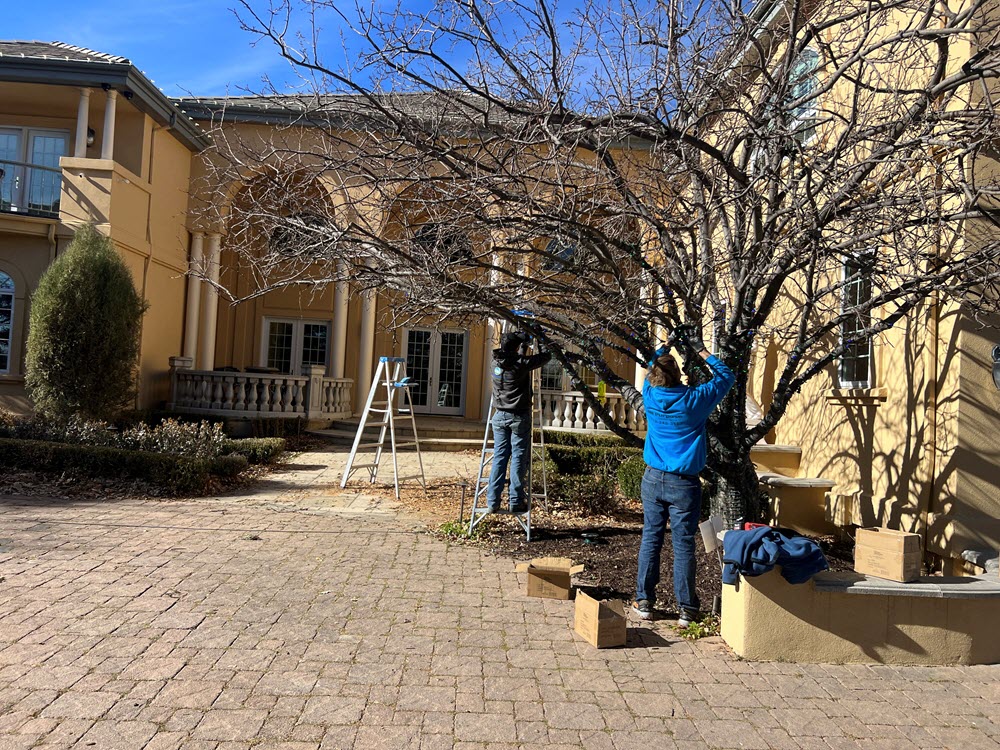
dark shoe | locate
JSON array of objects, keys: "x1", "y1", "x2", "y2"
[
  {"x1": 678, "y1": 608, "x2": 700, "y2": 627},
  {"x1": 632, "y1": 600, "x2": 654, "y2": 621},
  {"x1": 509, "y1": 502, "x2": 529, "y2": 514},
  {"x1": 486, "y1": 503, "x2": 500, "y2": 513}
]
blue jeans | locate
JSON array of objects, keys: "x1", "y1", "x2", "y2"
[
  {"x1": 636, "y1": 467, "x2": 702, "y2": 614},
  {"x1": 487, "y1": 410, "x2": 531, "y2": 510}
]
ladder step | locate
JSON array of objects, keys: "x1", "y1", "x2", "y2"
[
  {"x1": 394, "y1": 474, "x2": 425, "y2": 481},
  {"x1": 355, "y1": 442, "x2": 387, "y2": 449},
  {"x1": 348, "y1": 463, "x2": 378, "y2": 470}
]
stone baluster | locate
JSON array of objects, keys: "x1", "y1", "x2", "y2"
[
  {"x1": 168, "y1": 356, "x2": 193, "y2": 410},
  {"x1": 584, "y1": 402, "x2": 597, "y2": 431},
  {"x1": 561, "y1": 397, "x2": 574, "y2": 429},
  {"x1": 573, "y1": 398, "x2": 585, "y2": 430},
  {"x1": 222, "y1": 377, "x2": 235, "y2": 411},
  {"x1": 233, "y1": 377, "x2": 246, "y2": 412}
]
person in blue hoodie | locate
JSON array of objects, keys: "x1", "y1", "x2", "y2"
[{"x1": 629, "y1": 325, "x2": 735, "y2": 625}]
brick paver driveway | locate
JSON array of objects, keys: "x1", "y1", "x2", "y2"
[{"x1": 1, "y1": 489, "x2": 998, "y2": 750}]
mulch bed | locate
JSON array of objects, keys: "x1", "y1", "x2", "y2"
[{"x1": 380, "y1": 480, "x2": 856, "y2": 616}]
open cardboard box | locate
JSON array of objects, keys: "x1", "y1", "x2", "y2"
[
  {"x1": 515, "y1": 556, "x2": 585, "y2": 599},
  {"x1": 574, "y1": 590, "x2": 627, "y2": 648}
]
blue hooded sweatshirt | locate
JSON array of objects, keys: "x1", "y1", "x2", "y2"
[{"x1": 642, "y1": 354, "x2": 736, "y2": 476}]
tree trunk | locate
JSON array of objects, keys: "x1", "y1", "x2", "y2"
[{"x1": 705, "y1": 374, "x2": 764, "y2": 528}]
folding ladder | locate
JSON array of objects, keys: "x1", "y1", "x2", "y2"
[
  {"x1": 467, "y1": 374, "x2": 548, "y2": 541},
  {"x1": 340, "y1": 356, "x2": 426, "y2": 499}
]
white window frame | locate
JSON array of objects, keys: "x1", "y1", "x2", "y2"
[
  {"x1": 260, "y1": 317, "x2": 332, "y2": 376},
  {"x1": 0, "y1": 270, "x2": 14, "y2": 375},
  {"x1": 402, "y1": 326, "x2": 469, "y2": 416},
  {"x1": 0, "y1": 127, "x2": 70, "y2": 215},
  {"x1": 787, "y1": 47, "x2": 821, "y2": 146},
  {"x1": 539, "y1": 348, "x2": 600, "y2": 393},
  {"x1": 838, "y1": 256, "x2": 875, "y2": 389}
]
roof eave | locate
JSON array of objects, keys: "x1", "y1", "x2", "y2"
[{"x1": 0, "y1": 57, "x2": 210, "y2": 152}]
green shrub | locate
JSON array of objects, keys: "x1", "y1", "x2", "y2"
[
  {"x1": 209, "y1": 454, "x2": 250, "y2": 478},
  {"x1": 617, "y1": 454, "x2": 646, "y2": 501},
  {"x1": 25, "y1": 224, "x2": 147, "y2": 420},
  {"x1": 537, "y1": 430, "x2": 634, "y2": 448},
  {"x1": 546, "y1": 444, "x2": 641, "y2": 476},
  {"x1": 548, "y1": 473, "x2": 619, "y2": 515},
  {"x1": 531, "y1": 457, "x2": 559, "y2": 495},
  {"x1": 0, "y1": 414, "x2": 228, "y2": 460},
  {"x1": 222, "y1": 437, "x2": 286, "y2": 465},
  {"x1": 0, "y1": 438, "x2": 210, "y2": 494}
]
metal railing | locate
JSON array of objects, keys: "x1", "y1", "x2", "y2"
[{"x1": 0, "y1": 159, "x2": 63, "y2": 218}]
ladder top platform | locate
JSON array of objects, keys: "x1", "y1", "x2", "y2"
[{"x1": 379, "y1": 356, "x2": 407, "y2": 363}]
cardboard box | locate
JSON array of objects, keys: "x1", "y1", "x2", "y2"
[
  {"x1": 574, "y1": 591, "x2": 627, "y2": 648},
  {"x1": 515, "y1": 557, "x2": 584, "y2": 599},
  {"x1": 854, "y1": 527, "x2": 921, "y2": 582}
]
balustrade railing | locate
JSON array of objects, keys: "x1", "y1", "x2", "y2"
[
  {"x1": 168, "y1": 359, "x2": 353, "y2": 420},
  {"x1": 538, "y1": 390, "x2": 646, "y2": 433}
]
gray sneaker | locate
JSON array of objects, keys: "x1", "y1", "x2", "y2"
[
  {"x1": 632, "y1": 600, "x2": 654, "y2": 620},
  {"x1": 678, "y1": 609, "x2": 700, "y2": 627}
]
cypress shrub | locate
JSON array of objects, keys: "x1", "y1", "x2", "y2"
[
  {"x1": 25, "y1": 225, "x2": 146, "y2": 420},
  {"x1": 617, "y1": 454, "x2": 646, "y2": 501}
]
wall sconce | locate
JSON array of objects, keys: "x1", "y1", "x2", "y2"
[
  {"x1": 992, "y1": 345, "x2": 1000, "y2": 390},
  {"x1": 86, "y1": 128, "x2": 95, "y2": 147}
]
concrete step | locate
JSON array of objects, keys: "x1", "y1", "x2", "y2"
[{"x1": 750, "y1": 443, "x2": 802, "y2": 476}]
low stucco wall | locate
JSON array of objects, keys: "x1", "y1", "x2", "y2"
[{"x1": 722, "y1": 569, "x2": 1000, "y2": 665}]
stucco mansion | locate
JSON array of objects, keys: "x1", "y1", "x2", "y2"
[{"x1": 1, "y1": 40, "x2": 998, "y2": 574}]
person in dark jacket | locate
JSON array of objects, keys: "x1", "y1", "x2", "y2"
[
  {"x1": 486, "y1": 331, "x2": 551, "y2": 513},
  {"x1": 626, "y1": 325, "x2": 735, "y2": 625}
]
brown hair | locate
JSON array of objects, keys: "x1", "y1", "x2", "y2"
[{"x1": 647, "y1": 353, "x2": 682, "y2": 388}]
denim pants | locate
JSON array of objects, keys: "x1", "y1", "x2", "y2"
[
  {"x1": 635, "y1": 466, "x2": 702, "y2": 614},
  {"x1": 486, "y1": 410, "x2": 531, "y2": 510}
]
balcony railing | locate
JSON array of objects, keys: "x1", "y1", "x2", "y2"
[
  {"x1": 539, "y1": 390, "x2": 646, "y2": 433},
  {"x1": 167, "y1": 358, "x2": 353, "y2": 421},
  {"x1": 0, "y1": 159, "x2": 62, "y2": 218}
]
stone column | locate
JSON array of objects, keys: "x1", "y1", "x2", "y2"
[
  {"x1": 167, "y1": 356, "x2": 194, "y2": 409},
  {"x1": 199, "y1": 233, "x2": 222, "y2": 371},
  {"x1": 356, "y1": 290, "x2": 376, "y2": 412},
  {"x1": 305, "y1": 364, "x2": 327, "y2": 420},
  {"x1": 183, "y1": 232, "x2": 204, "y2": 363},
  {"x1": 331, "y1": 262, "x2": 349, "y2": 378},
  {"x1": 101, "y1": 89, "x2": 117, "y2": 161},
  {"x1": 482, "y1": 319, "x2": 496, "y2": 421},
  {"x1": 74, "y1": 88, "x2": 91, "y2": 158}
]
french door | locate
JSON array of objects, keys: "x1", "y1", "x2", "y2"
[
  {"x1": 0, "y1": 128, "x2": 68, "y2": 215},
  {"x1": 404, "y1": 328, "x2": 468, "y2": 416},
  {"x1": 262, "y1": 318, "x2": 331, "y2": 375}
]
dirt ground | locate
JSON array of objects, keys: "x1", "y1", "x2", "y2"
[{"x1": 374, "y1": 479, "x2": 855, "y2": 617}]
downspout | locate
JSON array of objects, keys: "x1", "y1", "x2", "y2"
[{"x1": 47, "y1": 223, "x2": 57, "y2": 263}]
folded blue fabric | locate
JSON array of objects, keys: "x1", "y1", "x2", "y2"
[{"x1": 722, "y1": 527, "x2": 828, "y2": 585}]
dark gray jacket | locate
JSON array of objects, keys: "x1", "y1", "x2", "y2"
[{"x1": 491, "y1": 348, "x2": 551, "y2": 413}]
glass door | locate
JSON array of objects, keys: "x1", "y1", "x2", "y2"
[
  {"x1": 404, "y1": 328, "x2": 467, "y2": 415},
  {"x1": 0, "y1": 129, "x2": 22, "y2": 212},
  {"x1": 263, "y1": 318, "x2": 331, "y2": 375},
  {"x1": 26, "y1": 131, "x2": 67, "y2": 215}
]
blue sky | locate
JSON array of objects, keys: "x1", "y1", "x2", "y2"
[{"x1": 5, "y1": 0, "x2": 304, "y2": 97}]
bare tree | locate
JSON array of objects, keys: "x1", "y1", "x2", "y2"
[{"x1": 191, "y1": 0, "x2": 1000, "y2": 524}]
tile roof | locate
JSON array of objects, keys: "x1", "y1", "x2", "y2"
[{"x1": 0, "y1": 40, "x2": 130, "y2": 65}]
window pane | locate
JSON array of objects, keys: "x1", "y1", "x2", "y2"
[
  {"x1": 840, "y1": 258, "x2": 873, "y2": 386},
  {"x1": 266, "y1": 321, "x2": 294, "y2": 374},
  {"x1": 0, "y1": 278, "x2": 12, "y2": 374},
  {"x1": 301, "y1": 323, "x2": 329, "y2": 368},
  {"x1": 541, "y1": 359, "x2": 563, "y2": 391},
  {"x1": 405, "y1": 330, "x2": 432, "y2": 408},
  {"x1": 27, "y1": 134, "x2": 67, "y2": 214},
  {"x1": 437, "y1": 332, "x2": 465, "y2": 408},
  {"x1": 0, "y1": 132, "x2": 21, "y2": 211}
]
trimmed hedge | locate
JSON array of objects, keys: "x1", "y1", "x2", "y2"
[
  {"x1": 209, "y1": 454, "x2": 250, "y2": 478},
  {"x1": 546, "y1": 444, "x2": 642, "y2": 476},
  {"x1": 222, "y1": 438, "x2": 286, "y2": 465},
  {"x1": 617, "y1": 454, "x2": 646, "y2": 501},
  {"x1": 0, "y1": 437, "x2": 211, "y2": 493},
  {"x1": 537, "y1": 429, "x2": 634, "y2": 448}
]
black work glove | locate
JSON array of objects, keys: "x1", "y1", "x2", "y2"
[{"x1": 669, "y1": 324, "x2": 706, "y2": 353}]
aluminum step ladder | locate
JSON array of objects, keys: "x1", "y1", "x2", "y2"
[
  {"x1": 468, "y1": 375, "x2": 548, "y2": 541},
  {"x1": 340, "y1": 356, "x2": 426, "y2": 499}
]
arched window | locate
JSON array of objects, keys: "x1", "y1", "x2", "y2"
[
  {"x1": 0, "y1": 271, "x2": 14, "y2": 374},
  {"x1": 413, "y1": 223, "x2": 473, "y2": 264},
  {"x1": 268, "y1": 213, "x2": 338, "y2": 258}
]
